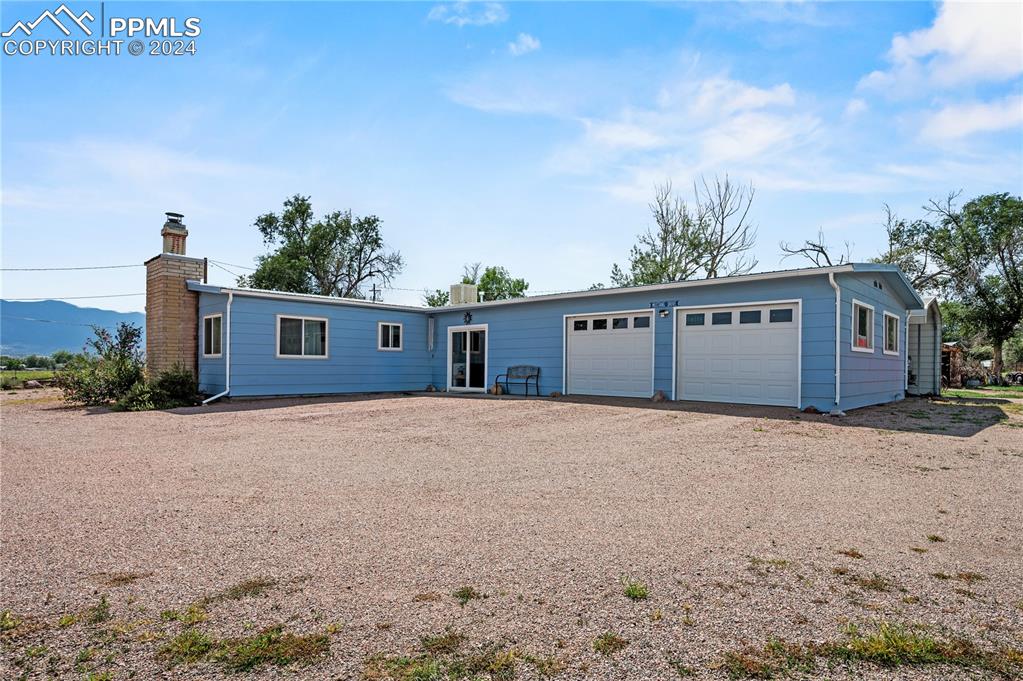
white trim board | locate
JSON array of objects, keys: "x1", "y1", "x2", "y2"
[
  {"x1": 671, "y1": 298, "x2": 802, "y2": 409},
  {"x1": 850, "y1": 298, "x2": 875, "y2": 354},
  {"x1": 274, "y1": 314, "x2": 330, "y2": 359},
  {"x1": 446, "y1": 324, "x2": 489, "y2": 393}
]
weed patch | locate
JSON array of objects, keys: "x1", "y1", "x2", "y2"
[
  {"x1": 850, "y1": 574, "x2": 894, "y2": 592},
  {"x1": 837, "y1": 549, "x2": 864, "y2": 559},
  {"x1": 452, "y1": 586, "x2": 484, "y2": 607},
  {"x1": 213, "y1": 626, "x2": 329, "y2": 672},
  {"x1": 97, "y1": 571, "x2": 152, "y2": 587},
  {"x1": 593, "y1": 631, "x2": 628, "y2": 656},
  {"x1": 204, "y1": 577, "x2": 277, "y2": 604},
  {"x1": 159, "y1": 629, "x2": 215, "y2": 665},
  {"x1": 86, "y1": 595, "x2": 111, "y2": 624},
  {"x1": 622, "y1": 577, "x2": 649, "y2": 600},
  {"x1": 926, "y1": 534, "x2": 946, "y2": 543},
  {"x1": 421, "y1": 631, "x2": 465, "y2": 656}
]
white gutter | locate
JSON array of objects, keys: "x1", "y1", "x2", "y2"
[
  {"x1": 828, "y1": 273, "x2": 844, "y2": 416},
  {"x1": 202, "y1": 291, "x2": 232, "y2": 405}
]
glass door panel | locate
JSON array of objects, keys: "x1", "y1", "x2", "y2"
[
  {"x1": 450, "y1": 331, "x2": 467, "y2": 388},
  {"x1": 468, "y1": 330, "x2": 486, "y2": 389}
]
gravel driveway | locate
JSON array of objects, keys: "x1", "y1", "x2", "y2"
[{"x1": 2, "y1": 390, "x2": 1021, "y2": 679}]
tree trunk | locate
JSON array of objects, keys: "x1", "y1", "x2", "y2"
[{"x1": 992, "y1": 340, "x2": 1004, "y2": 384}]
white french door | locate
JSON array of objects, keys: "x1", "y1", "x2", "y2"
[{"x1": 447, "y1": 325, "x2": 488, "y2": 392}]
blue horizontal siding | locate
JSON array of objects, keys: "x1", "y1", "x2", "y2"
[
  {"x1": 195, "y1": 270, "x2": 917, "y2": 411},
  {"x1": 197, "y1": 294, "x2": 228, "y2": 395},
  {"x1": 836, "y1": 273, "x2": 908, "y2": 410}
]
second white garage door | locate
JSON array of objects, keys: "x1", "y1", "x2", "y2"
[
  {"x1": 676, "y1": 302, "x2": 800, "y2": 407},
  {"x1": 566, "y1": 311, "x2": 653, "y2": 398}
]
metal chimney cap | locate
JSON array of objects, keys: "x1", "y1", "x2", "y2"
[{"x1": 165, "y1": 212, "x2": 185, "y2": 223}]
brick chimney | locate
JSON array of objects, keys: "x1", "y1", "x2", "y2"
[{"x1": 145, "y1": 212, "x2": 206, "y2": 377}]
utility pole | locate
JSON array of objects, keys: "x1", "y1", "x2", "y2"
[{"x1": 371, "y1": 283, "x2": 379, "y2": 302}]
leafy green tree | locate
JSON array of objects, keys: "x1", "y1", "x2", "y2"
[
  {"x1": 55, "y1": 323, "x2": 145, "y2": 405},
  {"x1": 51, "y1": 350, "x2": 76, "y2": 366},
  {"x1": 423, "y1": 289, "x2": 449, "y2": 307},
  {"x1": 870, "y1": 205, "x2": 947, "y2": 291},
  {"x1": 927, "y1": 192, "x2": 1023, "y2": 380},
  {"x1": 939, "y1": 301, "x2": 982, "y2": 345},
  {"x1": 461, "y1": 263, "x2": 528, "y2": 301},
  {"x1": 239, "y1": 195, "x2": 403, "y2": 299},
  {"x1": 4, "y1": 357, "x2": 25, "y2": 371}
]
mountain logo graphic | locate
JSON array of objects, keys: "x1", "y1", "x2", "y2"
[{"x1": 2, "y1": 4, "x2": 95, "y2": 38}]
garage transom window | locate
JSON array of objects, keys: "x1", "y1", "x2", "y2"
[
  {"x1": 203, "y1": 314, "x2": 222, "y2": 357},
  {"x1": 612, "y1": 317, "x2": 629, "y2": 329},
  {"x1": 769, "y1": 308, "x2": 793, "y2": 323},
  {"x1": 852, "y1": 301, "x2": 874, "y2": 352},
  {"x1": 739, "y1": 310, "x2": 761, "y2": 324},
  {"x1": 883, "y1": 312, "x2": 899, "y2": 355},
  {"x1": 633, "y1": 316, "x2": 651, "y2": 328},
  {"x1": 685, "y1": 313, "x2": 705, "y2": 326},
  {"x1": 573, "y1": 320, "x2": 588, "y2": 331},
  {"x1": 378, "y1": 322, "x2": 403, "y2": 351},
  {"x1": 712, "y1": 311, "x2": 733, "y2": 325},
  {"x1": 592, "y1": 319, "x2": 608, "y2": 330},
  {"x1": 278, "y1": 316, "x2": 327, "y2": 357}
]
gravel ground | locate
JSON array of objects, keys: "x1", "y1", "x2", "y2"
[{"x1": 2, "y1": 389, "x2": 1021, "y2": 680}]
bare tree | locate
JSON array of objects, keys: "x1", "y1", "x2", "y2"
[
  {"x1": 610, "y1": 181, "x2": 710, "y2": 286},
  {"x1": 695, "y1": 175, "x2": 758, "y2": 277},
  {"x1": 780, "y1": 228, "x2": 852, "y2": 267}
]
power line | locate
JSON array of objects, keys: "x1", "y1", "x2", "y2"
[
  {"x1": 1, "y1": 264, "x2": 143, "y2": 271},
  {"x1": 209, "y1": 259, "x2": 256, "y2": 271},
  {"x1": 2, "y1": 293, "x2": 145, "y2": 301},
  {"x1": 209, "y1": 261, "x2": 243, "y2": 278}
]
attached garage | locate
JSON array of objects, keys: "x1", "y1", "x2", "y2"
[
  {"x1": 674, "y1": 301, "x2": 800, "y2": 407},
  {"x1": 565, "y1": 310, "x2": 654, "y2": 398}
]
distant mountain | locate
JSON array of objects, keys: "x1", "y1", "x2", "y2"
[{"x1": 0, "y1": 300, "x2": 145, "y2": 356}]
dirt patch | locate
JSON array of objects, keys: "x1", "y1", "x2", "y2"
[{"x1": 2, "y1": 394, "x2": 1021, "y2": 679}]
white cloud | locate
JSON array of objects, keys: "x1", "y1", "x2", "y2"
[
  {"x1": 859, "y1": 1, "x2": 1023, "y2": 93},
  {"x1": 427, "y1": 2, "x2": 507, "y2": 27},
  {"x1": 681, "y1": 78, "x2": 795, "y2": 116},
  {"x1": 508, "y1": 32, "x2": 540, "y2": 57},
  {"x1": 843, "y1": 98, "x2": 868, "y2": 119},
  {"x1": 920, "y1": 95, "x2": 1023, "y2": 141}
]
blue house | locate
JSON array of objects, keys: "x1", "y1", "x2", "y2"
[{"x1": 144, "y1": 216, "x2": 931, "y2": 414}]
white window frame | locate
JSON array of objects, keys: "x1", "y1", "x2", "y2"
[
  {"x1": 202, "y1": 314, "x2": 223, "y2": 358},
  {"x1": 275, "y1": 314, "x2": 329, "y2": 359},
  {"x1": 851, "y1": 299, "x2": 874, "y2": 353},
  {"x1": 377, "y1": 321, "x2": 403, "y2": 352},
  {"x1": 883, "y1": 311, "x2": 900, "y2": 356}
]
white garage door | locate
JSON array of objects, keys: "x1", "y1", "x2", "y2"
[
  {"x1": 566, "y1": 311, "x2": 653, "y2": 398},
  {"x1": 677, "y1": 303, "x2": 799, "y2": 407}
]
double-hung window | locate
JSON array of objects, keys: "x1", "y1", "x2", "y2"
[
  {"x1": 378, "y1": 322, "x2": 403, "y2": 351},
  {"x1": 277, "y1": 316, "x2": 327, "y2": 358},
  {"x1": 203, "y1": 314, "x2": 222, "y2": 357},
  {"x1": 852, "y1": 300, "x2": 874, "y2": 352},
  {"x1": 883, "y1": 312, "x2": 900, "y2": 355}
]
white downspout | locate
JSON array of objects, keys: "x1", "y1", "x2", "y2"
[
  {"x1": 202, "y1": 291, "x2": 232, "y2": 405},
  {"x1": 828, "y1": 273, "x2": 844, "y2": 416}
]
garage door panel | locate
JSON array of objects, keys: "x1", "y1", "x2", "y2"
[
  {"x1": 567, "y1": 312, "x2": 653, "y2": 398},
  {"x1": 678, "y1": 303, "x2": 799, "y2": 407}
]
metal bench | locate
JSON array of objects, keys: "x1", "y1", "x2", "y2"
[{"x1": 496, "y1": 365, "x2": 540, "y2": 396}]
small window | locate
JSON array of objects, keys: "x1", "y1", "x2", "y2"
[
  {"x1": 278, "y1": 316, "x2": 327, "y2": 357},
  {"x1": 612, "y1": 317, "x2": 629, "y2": 329},
  {"x1": 203, "y1": 314, "x2": 222, "y2": 357},
  {"x1": 685, "y1": 313, "x2": 705, "y2": 326},
  {"x1": 883, "y1": 312, "x2": 900, "y2": 355},
  {"x1": 739, "y1": 310, "x2": 761, "y2": 324},
  {"x1": 633, "y1": 316, "x2": 651, "y2": 328},
  {"x1": 573, "y1": 319, "x2": 588, "y2": 331},
  {"x1": 712, "y1": 311, "x2": 732, "y2": 325},
  {"x1": 852, "y1": 301, "x2": 874, "y2": 351},
  {"x1": 592, "y1": 319, "x2": 608, "y2": 330},
  {"x1": 769, "y1": 308, "x2": 793, "y2": 323},
  {"x1": 378, "y1": 322, "x2": 403, "y2": 351}
]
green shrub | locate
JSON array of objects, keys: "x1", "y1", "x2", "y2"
[
  {"x1": 115, "y1": 381, "x2": 156, "y2": 411},
  {"x1": 55, "y1": 323, "x2": 144, "y2": 405},
  {"x1": 152, "y1": 364, "x2": 199, "y2": 407}
]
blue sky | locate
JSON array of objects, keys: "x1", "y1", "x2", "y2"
[{"x1": 2, "y1": 1, "x2": 1021, "y2": 311}]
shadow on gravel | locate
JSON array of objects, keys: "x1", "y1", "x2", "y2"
[{"x1": 151, "y1": 391, "x2": 1016, "y2": 438}]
